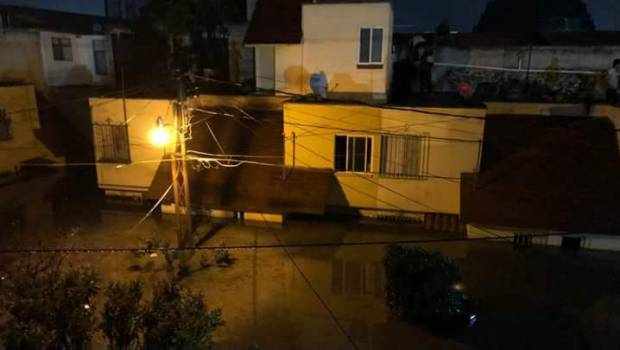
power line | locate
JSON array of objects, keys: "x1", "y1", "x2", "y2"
[{"x1": 0, "y1": 231, "x2": 580, "y2": 255}]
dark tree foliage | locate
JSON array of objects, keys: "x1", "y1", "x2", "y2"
[
  {"x1": 142, "y1": 280, "x2": 222, "y2": 350},
  {"x1": 0, "y1": 256, "x2": 100, "y2": 350},
  {"x1": 101, "y1": 281, "x2": 144, "y2": 350},
  {"x1": 384, "y1": 245, "x2": 462, "y2": 323},
  {"x1": 475, "y1": 0, "x2": 595, "y2": 32}
]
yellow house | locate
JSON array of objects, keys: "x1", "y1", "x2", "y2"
[
  {"x1": 245, "y1": 0, "x2": 393, "y2": 103},
  {"x1": 0, "y1": 84, "x2": 63, "y2": 173},
  {"x1": 283, "y1": 101, "x2": 486, "y2": 224}
]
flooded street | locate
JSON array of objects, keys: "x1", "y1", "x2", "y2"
[{"x1": 1, "y1": 172, "x2": 620, "y2": 349}]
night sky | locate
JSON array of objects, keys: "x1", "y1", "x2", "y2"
[{"x1": 0, "y1": 0, "x2": 619, "y2": 32}]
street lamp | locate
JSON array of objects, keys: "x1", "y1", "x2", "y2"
[{"x1": 149, "y1": 116, "x2": 172, "y2": 148}]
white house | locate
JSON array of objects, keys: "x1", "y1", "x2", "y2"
[
  {"x1": 245, "y1": 0, "x2": 393, "y2": 103},
  {"x1": 0, "y1": 5, "x2": 117, "y2": 93}
]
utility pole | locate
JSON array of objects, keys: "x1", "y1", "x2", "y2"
[{"x1": 170, "y1": 72, "x2": 192, "y2": 249}]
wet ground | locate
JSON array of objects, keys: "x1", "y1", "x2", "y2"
[{"x1": 1, "y1": 171, "x2": 620, "y2": 349}]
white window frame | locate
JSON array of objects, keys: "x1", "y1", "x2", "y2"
[
  {"x1": 358, "y1": 27, "x2": 384, "y2": 66},
  {"x1": 334, "y1": 135, "x2": 373, "y2": 174}
]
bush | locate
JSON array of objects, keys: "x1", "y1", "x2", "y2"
[
  {"x1": 142, "y1": 280, "x2": 222, "y2": 350},
  {"x1": 101, "y1": 281, "x2": 144, "y2": 350},
  {"x1": 0, "y1": 256, "x2": 101, "y2": 350},
  {"x1": 384, "y1": 245, "x2": 462, "y2": 323}
]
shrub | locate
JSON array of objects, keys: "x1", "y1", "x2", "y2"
[
  {"x1": 0, "y1": 256, "x2": 101, "y2": 350},
  {"x1": 101, "y1": 280, "x2": 144, "y2": 350},
  {"x1": 384, "y1": 245, "x2": 462, "y2": 323},
  {"x1": 142, "y1": 280, "x2": 222, "y2": 349}
]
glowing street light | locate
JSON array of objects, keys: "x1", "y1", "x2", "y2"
[{"x1": 149, "y1": 116, "x2": 172, "y2": 147}]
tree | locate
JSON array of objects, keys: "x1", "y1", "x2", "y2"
[
  {"x1": 101, "y1": 281, "x2": 144, "y2": 350},
  {"x1": 384, "y1": 245, "x2": 462, "y2": 323},
  {"x1": 142, "y1": 280, "x2": 222, "y2": 349},
  {"x1": 0, "y1": 256, "x2": 101, "y2": 350}
]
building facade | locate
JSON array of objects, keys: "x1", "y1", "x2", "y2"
[
  {"x1": 246, "y1": 0, "x2": 393, "y2": 103},
  {"x1": 283, "y1": 101, "x2": 486, "y2": 224},
  {"x1": 0, "y1": 85, "x2": 64, "y2": 173},
  {"x1": 0, "y1": 5, "x2": 118, "y2": 94}
]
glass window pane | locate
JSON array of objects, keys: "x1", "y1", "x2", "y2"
[
  {"x1": 366, "y1": 137, "x2": 372, "y2": 172},
  {"x1": 334, "y1": 136, "x2": 347, "y2": 171},
  {"x1": 353, "y1": 137, "x2": 366, "y2": 172},
  {"x1": 359, "y1": 28, "x2": 370, "y2": 63},
  {"x1": 371, "y1": 28, "x2": 383, "y2": 63},
  {"x1": 348, "y1": 137, "x2": 355, "y2": 171}
]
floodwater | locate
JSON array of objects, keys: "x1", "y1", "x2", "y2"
[{"x1": 1, "y1": 171, "x2": 620, "y2": 349}]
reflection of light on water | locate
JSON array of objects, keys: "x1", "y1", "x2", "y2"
[{"x1": 468, "y1": 314, "x2": 478, "y2": 328}]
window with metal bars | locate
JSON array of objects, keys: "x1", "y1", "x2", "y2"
[
  {"x1": 379, "y1": 134, "x2": 429, "y2": 179},
  {"x1": 52, "y1": 37, "x2": 72, "y2": 61},
  {"x1": 0, "y1": 109, "x2": 10, "y2": 141},
  {"x1": 94, "y1": 123, "x2": 130, "y2": 163},
  {"x1": 334, "y1": 135, "x2": 372, "y2": 173}
]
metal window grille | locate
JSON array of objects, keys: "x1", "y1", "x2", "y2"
[
  {"x1": 0, "y1": 109, "x2": 11, "y2": 141},
  {"x1": 334, "y1": 135, "x2": 372, "y2": 173},
  {"x1": 94, "y1": 123, "x2": 130, "y2": 163},
  {"x1": 52, "y1": 37, "x2": 72, "y2": 61},
  {"x1": 379, "y1": 134, "x2": 430, "y2": 179}
]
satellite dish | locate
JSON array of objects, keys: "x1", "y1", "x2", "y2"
[{"x1": 310, "y1": 72, "x2": 328, "y2": 100}]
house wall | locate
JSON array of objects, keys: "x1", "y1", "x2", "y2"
[
  {"x1": 260, "y1": 2, "x2": 392, "y2": 103},
  {"x1": 255, "y1": 45, "x2": 275, "y2": 91},
  {"x1": 283, "y1": 102, "x2": 485, "y2": 215},
  {"x1": 0, "y1": 85, "x2": 63, "y2": 173},
  {"x1": 434, "y1": 45, "x2": 620, "y2": 101},
  {"x1": 0, "y1": 31, "x2": 47, "y2": 93},
  {"x1": 39, "y1": 31, "x2": 115, "y2": 87},
  {"x1": 90, "y1": 98, "x2": 173, "y2": 196}
]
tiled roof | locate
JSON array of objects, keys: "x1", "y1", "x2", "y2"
[{"x1": 461, "y1": 115, "x2": 620, "y2": 234}]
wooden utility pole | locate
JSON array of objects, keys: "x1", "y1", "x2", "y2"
[{"x1": 170, "y1": 73, "x2": 192, "y2": 249}]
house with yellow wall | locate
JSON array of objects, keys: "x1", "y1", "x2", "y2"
[
  {"x1": 0, "y1": 84, "x2": 63, "y2": 174},
  {"x1": 245, "y1": 0, "x2": 393, "y2": 103},
  {"x1": 283, "y1": 101, "x2": 486, "y2": 228}
]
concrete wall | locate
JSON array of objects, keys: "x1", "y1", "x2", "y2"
[
  {"x1": 90, "y1": 95, "x2": 285, "y2": 196},
  {"x1": 0, "y1": 31, "x2": 47, "y2": 93},
  {"x1": 0, "y1": 85, "x2": 63, "y2": 173},
  {"x1": 434, "y1": 45, "x2": 620, "y2": 102},
  {"x1": 90, "y1": 98, "x2": 173, "y2": 195},
  {"x1": 39, "y1": 31, "x2": 115, "y2": 87},
  {"x1": 283, "y1": 102, "x2": 485, "y2": 215}
]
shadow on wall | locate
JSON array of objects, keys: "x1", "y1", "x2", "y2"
[
  {"x1": 64, "y1": 65, "x2": 94, "y2": 86},
  {"x1": 283, "y1": 65, "x2": 310, "y2": 94}
]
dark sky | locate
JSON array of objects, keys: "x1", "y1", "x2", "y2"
[{"x1": 1, "y1": 0, "x2": 619, "y2": 32}]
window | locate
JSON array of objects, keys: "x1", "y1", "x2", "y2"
[
  {"x1": 332, "y1": 260, "x2": 383, "y2": 297},
  {"x1": 358, "y1": 27, "x2": 383, "y2": 66},
  {"x1": 93, "y1": 40, "x2": 108, "y2": 75},
  {"x1": 334, "y1": 135, "x2": 372, "y2": 173},
  {"x1": 379, "y1": 134, "x2": 429, "y2": 178},
  {"x1": 94, "y1": 123, "x2": 131, "y2": 163},
  {"x1": 52, "y1": 37, "x2": 72, "y2": 61},
  {"x1": 0, "y1": 109, "x2": 11, "y2": 141}
]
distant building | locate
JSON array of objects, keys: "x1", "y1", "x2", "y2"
[
  {"x1": 0, "y1": 85, "x2": 64, "y2": 173},
  {"x1": 245, "y1": 0, "x2": 393, "y2": 103},
  {"x1": 0, "y1": 5, "x2": 125, "y2": 94},
  {"x1": 105, "y1": 0, "x2": 149, "y2": 20}
]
